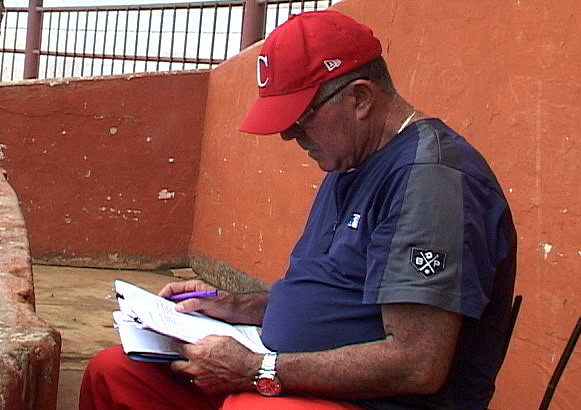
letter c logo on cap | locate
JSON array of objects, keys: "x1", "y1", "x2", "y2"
[{"x1": 257, "y1": 55, "x2": 269, "y2": 88}]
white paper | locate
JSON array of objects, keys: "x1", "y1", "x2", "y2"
[
  {"x1": 115, "y1": 280, "x2": 270, "y2": 354},
  {"x1": 113, "y1": 311, "x2": 183, "y2": 357}
]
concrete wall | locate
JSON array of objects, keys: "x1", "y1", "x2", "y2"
[
  {"x1": 0, "y1": 170, "x2": 61, "y2": 410},
  {"x1": 0, "y1": 71, "x2": 209, "y2": 269},
  {"x1": 193, "y1": 1, "x2": 581, "y2": 408}
]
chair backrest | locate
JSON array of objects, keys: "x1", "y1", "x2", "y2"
[
  {"x1": 486, "y1": 296, "x2": 523, "y2": 410},
  {"x1": 502, "y1": 295, "x2": 523, "y2": 360},
  {"x1": 538, "y1": 316, "x2": 581, "y2": 410}
]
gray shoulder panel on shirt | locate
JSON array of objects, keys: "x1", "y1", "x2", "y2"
[{"x1": 377, "y1": 124, "x2": 465, "y2": 313}]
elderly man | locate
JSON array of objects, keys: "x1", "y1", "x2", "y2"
[{"x1": 80, "y1": 10, "x2": 517, "y2": 410}]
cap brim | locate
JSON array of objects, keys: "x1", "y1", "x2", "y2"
[{"x1": 239, "y1": 85, "x2": 319, "y2": 135}]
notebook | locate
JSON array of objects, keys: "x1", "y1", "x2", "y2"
[{"x1": 114, "y1": 280, "x2": 270, "y2": 362}]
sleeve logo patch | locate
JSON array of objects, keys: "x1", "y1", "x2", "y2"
[{"x1": 410, "y1": 248, "x2": 447, "y2": 277}]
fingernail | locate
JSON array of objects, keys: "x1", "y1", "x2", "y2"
[{"x1": 175, "y1": 304, "x2": 184, "y2": 312}]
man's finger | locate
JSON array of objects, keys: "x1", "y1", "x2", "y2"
[
  {"x1": 175, "y1": 298, "x2": 203, "y2": 313},
  {"x1": 158, "y1": 280, "x2": 211, "y2": 298},
  {"x1": 170, "y1": 359, "x2": 191, "y2": 373},
  {"x1": 158, "y1": 282, "x2": 188, "y2": 298}
]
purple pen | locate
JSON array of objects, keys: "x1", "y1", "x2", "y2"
[{"x1": 169, "y1": 289, "x2": 219, "y2": 302}]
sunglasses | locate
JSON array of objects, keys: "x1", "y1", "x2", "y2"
[{"x1": 285, "y1": 76, "x2": 368, "y2": 138}]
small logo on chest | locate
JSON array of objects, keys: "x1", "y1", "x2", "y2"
[
  {"x1": 347, "y1": 213, "x2": 361, "y2": 229},
  {"x1": 410, "y1": 248, "x2": 446, "y2": 277}
]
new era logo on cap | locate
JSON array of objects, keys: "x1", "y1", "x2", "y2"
[{"x1": 324, "y1": 59, "x2": 342, "y2": 72}]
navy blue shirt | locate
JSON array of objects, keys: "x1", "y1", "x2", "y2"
[{"x1": 261, "y1": 119, "x2": 517, "y2": 409}]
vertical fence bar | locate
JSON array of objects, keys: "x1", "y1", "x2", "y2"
[
  {"x1": 81, "y1": 10, "x2": 88, "y2": 76},
  {"x1": 182, "y1": 5, "x2": 190, "y2": 70},
  {"x1": 72, "y1": 10, "x2": 79, "y2": 77},
  {"x1": 241, "y1": 0, "x2": 265, "y2": 49},
  {"x1": 23, "y1": 0, "x2": 43, "y2": 79},
  {"x1": 169, "y1": 7, "x2": 176, "y2": 70},
  {"x1": 145, "y1": 8, "x2": 153, "y2": 71},
  {"x1": 209, "y1": 4, "x2": 218, "y2": 65},
  {"x1": 261, "y1": 1, "x2": 267, "y2": 38},
  {"x1": 53, "y1": 11, "x2": 61, "y2": 77},
  {"x1": 102, "y1": 10, "x2": 109, "y2": 75},
  {"x1": 122, "y1": 7, "x2": 129, "y2": 73},
  {"x1": 156, "y1": 8, "x2": 164, "y2": 71},
  {"x1": 274, "y1": 2, "x2": 281, "y2": 30},
  {"x1": 223, "y1": 5, "x2": 232, "y2": 61},
  {"x1": 44, "y1": 10, "x2": 51, "y2": 78},
  {"x1": 62, "y1": 11, "x2": 70, "y2": 77},
  {"x1": 90, "y1": 10, "x2": 98, "y2": 75},
  {"x1": 195, "y1": 8, "x2": 203, "y2": 68},
  {"x1": 0, "y1": 1, "x2": 4, "y2": 32},
  {"x1": 0, "y1": 10, "x2": 6, "y2": 81},
  {"x1": 11, "y1": 11, "x2": 20, "y2": 80},
  {"x1": 133, "y1": 7, "x2": 140, "y2": 72},
  {"x1": 111, "y1": 10, "x2": 119, "y2": 75}
]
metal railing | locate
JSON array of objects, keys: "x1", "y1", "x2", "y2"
[{"x1": 0, "y1": 0, "x2": 340, "y2": 82}]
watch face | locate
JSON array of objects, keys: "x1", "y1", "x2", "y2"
[{"x1": 256, "y1": 377, "x2": 282, "y2": 396}]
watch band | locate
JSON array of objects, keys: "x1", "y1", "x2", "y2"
[
  {"x1": 259, "y1": 352, "x2": 277, "y2": 375},
  {"x1": 254, "y1": 352, "x2": 282, "y2": 396}
]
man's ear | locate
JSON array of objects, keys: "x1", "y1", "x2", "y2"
[{"x1": 350, "y1": 80, "x2": 374, "y2": 120}]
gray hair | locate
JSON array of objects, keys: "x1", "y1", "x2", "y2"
[{"x1": 315, "y1": 56, "x2": 395, "y2": 106}]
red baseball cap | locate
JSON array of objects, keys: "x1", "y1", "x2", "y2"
[{"x1": 239, "y1": 10, "x2": 382, "y2": 135}]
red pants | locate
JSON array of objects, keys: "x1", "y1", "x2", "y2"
[{"x1": 80, "y1": 345, "x2": 362, "y2": 410}]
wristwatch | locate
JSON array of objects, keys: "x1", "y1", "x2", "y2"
[{"x1": 254, "y1": 352, "x2": 282, "y2": 396}]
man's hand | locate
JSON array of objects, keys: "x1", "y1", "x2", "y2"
[
  {"x1": 158, "y1": 279, "x2": 217, "y2": 300},
  {"x1": 159, "y1": 279, "x2": 238, "y2": 321},
  {"x1": 159, "y1": 280, "x2": 270, "y2": 325},
  {"x1": 170, "y1": 336, "x2": 263, "y2": 395}
]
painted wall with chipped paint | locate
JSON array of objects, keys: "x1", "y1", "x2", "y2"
[
  {"x1": 192, "y1": 1, "x2": 581, "y2": 408},
  {"x1": 0, "y1": 71, "x2": 209, "y2": 268}
]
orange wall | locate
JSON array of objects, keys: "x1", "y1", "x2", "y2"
[
  {"x1": 0, "y1": 71, "x2": 209, "y2": 268},
  {"x1": 190, "y1": 48, "x2": 325, "y2": 282},
  {"x1": 193, "y1": 1, "x2": 581, "y2": 408}
]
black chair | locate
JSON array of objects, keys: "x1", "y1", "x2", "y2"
[
  {"x1": 487, "y1": 295, "x2": 523, "y2": 410},
  {"x1": 502, "y1": 295, "x2": 523, "y2": 360},
  {"x1": 538, "y1": 316, "x2": 581, "y2": 410},
  {"x1": 492, "y1": 298, "x2": 581, "y2": 410}
]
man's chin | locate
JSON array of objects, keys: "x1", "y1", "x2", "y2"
[
  {"x1": 307, "y1": 152, "x2": 341, "y2": 172},
  {"x1": 314, "y1": 160, "x2": 337, "y2": 173}
]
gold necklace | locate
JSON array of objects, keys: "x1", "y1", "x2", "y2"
[{"x1": 397, "y1": 111, "x2": 416, "y2": 134}]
